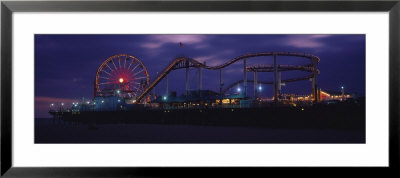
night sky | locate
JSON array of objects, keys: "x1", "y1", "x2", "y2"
[{"x1": 35, "y1": 34, "x2": 365, "y2": 118}]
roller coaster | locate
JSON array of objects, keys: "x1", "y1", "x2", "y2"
[
  {"x1": 93, "y1": 52, "x2": 320, "y2": 105},
  {"x1": 134, "y1": 52, "x2": 320, "y2": 103}
]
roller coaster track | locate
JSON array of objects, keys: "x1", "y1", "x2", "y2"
[
  {"x1": 246, "y1": 64, "x2": 316, "y2": 73},
  {"x1": 136, "y1": 52, "x2": 320, "y2": 102}
]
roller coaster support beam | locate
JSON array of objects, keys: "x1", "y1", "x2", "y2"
[
  {"x1": 312, "y1": 65, "x2": 318, "y2": 103},
  {"x1": 274, "y1": 54, "x2": 279, "y2": 102},
  {"x1": 153, "y1": 72, "x2": 158, "y2": 99},
  {"x1": 185, "y1": 59, "x2": 189, "y2": 97},
  {"x1": 244, "y1": 58, "x2": 247, "y2": 98},
  {"x1": 165, "y1": 73, "x2": 169, "y2": 97},
  {"x1": 312, "y1": 75, "x2": 317, "y2": 103},
  {"x1": 278, "y1": 71, "x2": 281, "y2": 97},
  {"x1": 199, "y1": 66, "x2": 202, "y2": 97},
  {"x1": 220, "y1": 69, "x2": 223, "y2": 105},
  {"x1": 254, "y1": 71, "x2": 258, "y2": 98}
]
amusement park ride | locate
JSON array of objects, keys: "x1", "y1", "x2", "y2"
[{"x1": 50, "y1": 52, "x2": 353, "y2": 114}]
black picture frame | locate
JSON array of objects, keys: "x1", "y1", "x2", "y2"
[{"x1": 1, "y1": 0, "x2": 399, "y2": 177}]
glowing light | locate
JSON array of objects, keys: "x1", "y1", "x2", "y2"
[
  {"x1": 163, "y1": 96, "x2": 167, "y2": 100},
  {"x1": 61, "y1": 103, "x2": 64, "y2": 106},
  {"x1": 50, "y1": 103, "x2": 54, "y2": 106},
  {"x1": 101, "y1": 100, "x2": 104, "y2": 103},
  {"x1": 237, "y1": 87, "x2": 241, "y2": 92},
  {"x1": 86, "y1": 101, "x2": 90, "y2": 104},
  {"x1": 116, "y1": 90, "x2": 120, "y2": 94},
  {"x1": 119, "y1": 78, "x2": 124, "y2": 83},
  {"x1": 321, "y1": 91, "x2": 330, "y2": 96},
  {"x1": 222, "y1": 99, "x2": 230, "y2": 104},
  {"x1": 258, "y1": 86, "x2": 262, "y2": 91},
  {"x1": 341, "y1": 86, "x2": 344, "y2": 89},
  {"x1": 118, "y1": 100, "x2": 121, "y2": 102}
]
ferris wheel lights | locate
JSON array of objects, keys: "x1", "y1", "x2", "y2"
[{"x1": 95, "y1": 54, "x2": 150, "y2": 103}]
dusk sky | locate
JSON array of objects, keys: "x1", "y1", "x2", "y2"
[{"x1": 35, "y1": 34, "x2": 365, "y2": 118}]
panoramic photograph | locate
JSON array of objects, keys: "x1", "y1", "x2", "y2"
[{"x1": 34, "y1": 34, "x2": 365, "y2": 143}]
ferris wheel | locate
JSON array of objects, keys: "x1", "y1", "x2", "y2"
[{"x1": 94, "y1": 54, "x2": 150, "y2": 99}]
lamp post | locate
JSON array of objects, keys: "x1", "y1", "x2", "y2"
[{"x1": 341, "y1": 86, "x2": 345, "y2": 101}]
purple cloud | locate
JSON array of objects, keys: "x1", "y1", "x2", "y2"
[
  {"x1": 140, "y1": 35, "x2": 208, "y2": 49},
  {"x1": 140, "y1": 42, "x2": 163, "y2": 49},
  {"x1": 283, "y1": 35, "x2": 333, "y2": 48},
  {"x1": 194, "y1": 44, "x2": 210, "y2": 49},
  {"x1": 194, "y1": 50, "x2": 235, "y2": 66}
]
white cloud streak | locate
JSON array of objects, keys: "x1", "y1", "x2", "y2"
[
  {"x1": 282, "y1": 35, "x2": 333, "y2": 48},
  {"x1": 140, "y1": 35, "x2": 208, "y2": 49}
]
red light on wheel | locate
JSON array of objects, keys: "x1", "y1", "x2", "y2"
[{"x1": 119, "y1": 78, "x2": 124, "y2": 83}]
